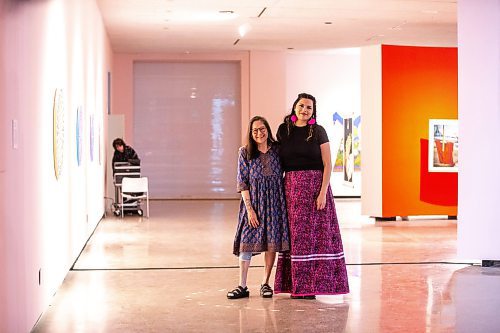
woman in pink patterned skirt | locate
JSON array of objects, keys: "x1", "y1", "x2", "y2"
[{"x1": 274, "y1": 93, "x2": 349, "y2": 299}]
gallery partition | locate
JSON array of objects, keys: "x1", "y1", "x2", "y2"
[{"x1": 361, "y1": 45, "x2": 458, "y2": 219}]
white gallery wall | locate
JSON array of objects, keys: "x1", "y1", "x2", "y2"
[
  {"x1": 360, "y1": 45, "x2": 383, "y2": 217},
  {"x1": 0, "y1": 0, "x2": 112, "y2": 331},
  {"x1": 457, "y1": 0, "x2": 500, "y2": 260}
]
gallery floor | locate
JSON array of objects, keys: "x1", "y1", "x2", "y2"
[{"x1": 32, "y1": 199, "x2": 500, "y2": 333}]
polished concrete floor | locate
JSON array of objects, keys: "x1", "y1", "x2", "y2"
[{"x1": 33, "y1": 199, "x2": 500, "y2": 332}]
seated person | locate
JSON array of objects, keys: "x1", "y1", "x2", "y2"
[
  {"x1": 112, "y1": 138, "x2": 142, "y2": 208},
  {"x1": 112, "y1": 138, "x2": 139, "y2": 170}
]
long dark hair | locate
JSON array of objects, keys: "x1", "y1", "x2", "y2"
[
  {"x1": 246, "y1": 116, "x2": 275, "y2": 160},
  {"x1": 283, "y1": 93, "x2": 317, "y2": 142}
]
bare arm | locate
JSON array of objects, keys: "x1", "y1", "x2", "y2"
[
  {"x1": 316, "y1": 142, "x2": 332, "y2": 210},
  {"x1": 241, "y1": 190, "x2": 259, "y2": 228}
]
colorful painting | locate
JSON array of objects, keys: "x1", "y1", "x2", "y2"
[
  {"x1": 98, "y1": 120, "x2": 102, "y2": 165},
  {"x1": 76, "y1": 106, "x2": 83, "y2": 166},
  {"x1": 89, "y1": 114, "x2": 94, "y2": 162},
  {"x1": 332, "y1": 112, "x2": 361, "y2": 172},
  {"x1": 428, "y1": 119, "x2": 458, "y2": 172},
  {"x1": 344, "y1": 117, "x2": 354, "y2": 184}
]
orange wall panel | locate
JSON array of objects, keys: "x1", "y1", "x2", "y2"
[{"x1": 382, "y1": 45, "x2": 458, "y2": 217}]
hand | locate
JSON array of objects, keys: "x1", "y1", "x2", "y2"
[
  {"x1": 316, "y1": 192, "x2": 327, "y2": 210},
  {"x1": 247, "y1": 208, "x2": 260, "y2": 228}
]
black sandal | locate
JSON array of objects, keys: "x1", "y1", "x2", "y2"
[
  {"x1": 260, "y1": 283, "x2": 273, "y2": 298},
  {"x1": 227, "y1": 286, "x2": 249, "y2": 299}
]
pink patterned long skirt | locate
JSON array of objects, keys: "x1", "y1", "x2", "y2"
[{"x1": 274, "y1": 170, "x2": 349, "y2": 296}]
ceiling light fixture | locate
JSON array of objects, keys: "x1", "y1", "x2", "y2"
[{"x1": 238, "y1": 23, "x2": 251, "y2": 37}]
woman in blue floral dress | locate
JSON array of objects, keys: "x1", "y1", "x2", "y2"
[{"x1": 227, "y1": 116, "x2": 290, "y2": 299}]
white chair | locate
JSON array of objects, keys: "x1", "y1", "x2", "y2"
[{"x1": 120, "y1": 177, "x2": 149, "y2": 218}]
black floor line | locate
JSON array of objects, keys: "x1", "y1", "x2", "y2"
[{"x1": 70, "y1": 261, "x2": 476, "y2": 272}]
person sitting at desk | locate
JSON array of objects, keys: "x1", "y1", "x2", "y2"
[
  {"x1": 112, "y1": 138, "x2": 141, "y2": 212},
  {"x1": 112, "y1": 138, "x2": 139, "y2": 169}
]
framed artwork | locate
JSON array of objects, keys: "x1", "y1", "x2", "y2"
[
  {"x1": 332, "y1": 112, "x2": 361, "y2": 173},
  {"x1": 76, "y1": 106, "x2": 83, "y2": 167},
  {"x1": 89, "y1": 114, "x2": 94, "y2": 162},
  {"x1": 343, "y1": 117, "x2": 354, "y2": 184},
  {"x1": 98, "y1": 120, "x2": 102, "y2": 165},
  {"x1": 428, "y1": 119, "x2": 458, "y2": 172}
]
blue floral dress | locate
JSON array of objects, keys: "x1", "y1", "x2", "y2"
[{"x1": 233, "y1": 144, "x2": 290, "y2": 256}]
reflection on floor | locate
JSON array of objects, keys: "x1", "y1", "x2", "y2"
[{"x1": 33, "y1": 199, "x2": 500, "y2": 333}]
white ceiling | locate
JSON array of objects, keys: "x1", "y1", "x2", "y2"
[{"x1": 96, "y1": 0, "x2": 457, "y2": 53}]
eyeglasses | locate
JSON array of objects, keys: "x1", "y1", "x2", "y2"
[{"x1": 252, "y1": 127, "x2": 267, "y2": 135}]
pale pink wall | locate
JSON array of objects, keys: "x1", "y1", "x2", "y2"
[
  {"x1": 0, "y1": 4, "x2": 6, "y2": 331},
  {"x1": 112, "y1": 52, "x2": 250, "y2": 145},
  {"x1": 0, "y1": 0, "x2": 112, "y2": 331},
  {"x1": 112, "y1": 54, "x2": 134, "y2": 143},
  {"x1": 2, "y1": 3, "x2": 48, "y2": 331},
  {"x1": 457, "y1": 0, "x2": 500, "y2": 259},
  {"x1": 249, "y1": 51, "x2": 287, "y2": 134}
]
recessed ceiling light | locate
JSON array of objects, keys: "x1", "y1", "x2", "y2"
[{"x1": 238, "y1": 23, "x2": 251, "y2": 37}]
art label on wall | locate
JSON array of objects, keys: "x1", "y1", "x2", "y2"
[
  {"x1": 428, "y1": 119, "x2": 458, "y2": 172},
  {"x1": 53, "y1": 88, "x2": 65, "y2": 180}
]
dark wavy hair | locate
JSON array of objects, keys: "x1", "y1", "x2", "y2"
[
  {"x1": 112, "y1": 138, "x2": 125, "y2": 150},
  {"x1": 283, "y1": 93, "x2": 317, "y2": 142},
  {"x1": 246, "y1": 116, "x2": 275, "y2": 160}
]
